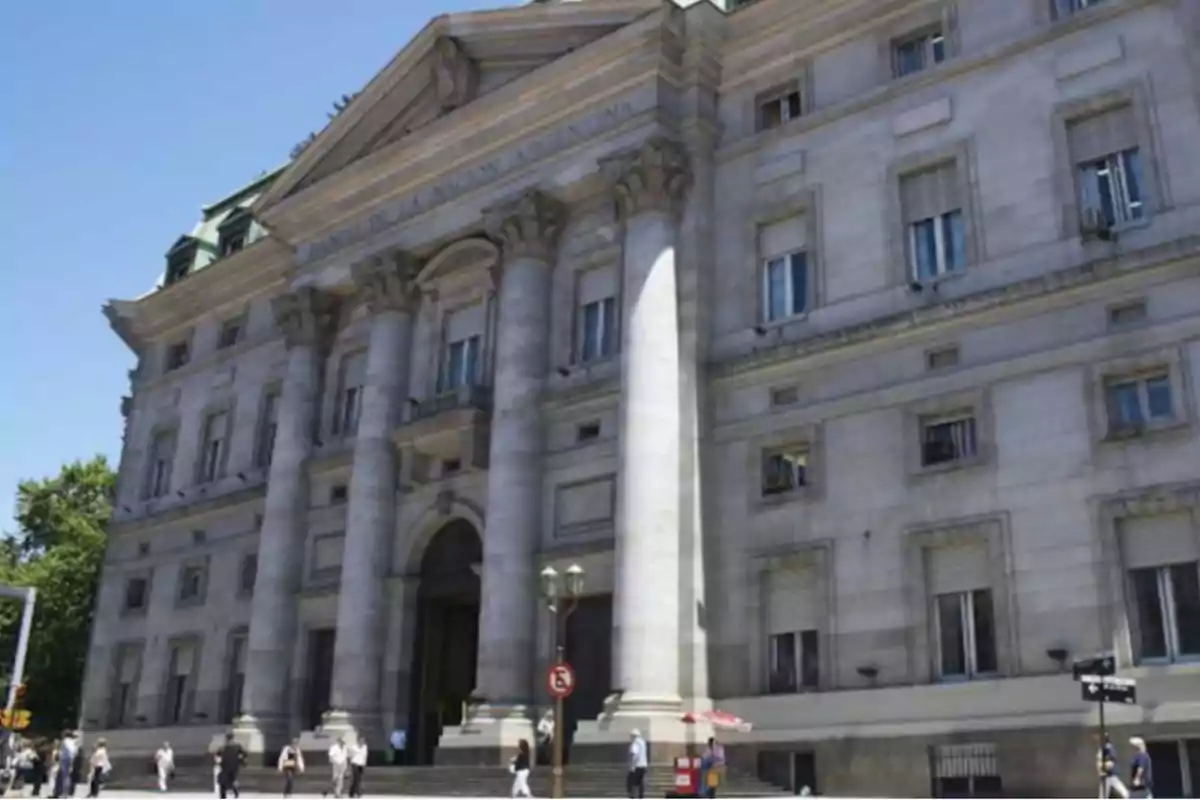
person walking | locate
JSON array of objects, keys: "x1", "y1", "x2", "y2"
[
  {"x1": 154, "y1": 742, "x2": 174, "y2": 793},
  {"x1": 535, "y1": 710, "x2": 554, "y2": 766},
  {"x1": 1098, "y1": 735, "x2": 1128, "y2": 799},
  {"x1": 700, "y1": 736, "x2": 726, "y2": 798},
  {"x1": 216, "y1": 732, "x2": 245, "y2": 800},
  {"x1": 52, "y1": 731, "x2": 78, "y2": 798},
  {"x1": 277, "y1": 739, "x2": 305, "y2": 798},
  {"x1": 1128, "y1": 737, "x2": 1153, "y2": 798},
  {"x1": 388, "y1": 729, "x2": 406, "y2": 766},
  {"x1": 626, "y1": 729, "x2": 647, "y2": 799},
  {"x1": 323, "y1": 738, "x2": 348, "y2": 799},
  {"x1": 85, "y1": 739, "x2": 110, "y2": 798},
  {"x1": 348, "y1": 737, "x2": 367, "y2": 798},
  {"x1": 509, "y1": 739, "x2": 532, "y2": 798}
]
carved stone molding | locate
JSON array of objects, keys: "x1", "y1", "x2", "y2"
[
  {"x1": 432, "y1": 36, "x2": 478, "y2": 112},
  {"x1": 272, "y1": 287, "x2": 339, "y2": 351},
  {"x1": 352, "y1": 250, "x2": 421, "y2": 314},
  {"x1": 605, "y1": 137, "x2": 691, "y2": 221},
  {"x1": 484, "y1": 190, "x2": 566, "y2": 264}
]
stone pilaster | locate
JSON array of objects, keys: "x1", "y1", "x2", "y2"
[
  {"x1": 437, "y1": 190, "x2": 564, "y2": 764},
  {"x1": 236, "y1": 287, "x2": 337, "y2": 753},
  {"x1": 587, "y1": 138, "x2": 693, "y2": 745},
  {"x1": 324, "y1": 252, "x2": 419, "y2": 744}
]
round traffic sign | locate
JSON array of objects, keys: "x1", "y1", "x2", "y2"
[{"x1": 546, "y1": 662, "x2": 576, "y2": 699}]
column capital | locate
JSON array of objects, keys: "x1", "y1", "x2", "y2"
[
  {"x1": 484, "y1": 190, "x2": 566, "y2": 264},
  {"x1": 271, "y1": 287, "x2": 339, "y2": 350},
  {"x1": 352, "y1": 250, "x2": 421, "y2": 314},
  {"x1": 604, "y1": 136, "x2": 691, "y2": 221}
]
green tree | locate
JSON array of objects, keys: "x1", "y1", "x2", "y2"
[{"x1": 0, "y1": 456, "x2": 113, "y2": 733}]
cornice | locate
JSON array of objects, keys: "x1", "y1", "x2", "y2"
[
  {"x1": 710, "y1": 235, "x2": 1200, "y2": 384},
  {"x1": 107, "y1": 482, "x2": 266, "y2": 536}
]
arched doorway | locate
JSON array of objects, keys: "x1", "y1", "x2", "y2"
[{"x1": 406, "y1": 519, "x2": 481, "y2": 765}]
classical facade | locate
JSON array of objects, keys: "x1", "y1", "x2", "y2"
[{"x1": 86, "y1": 0, "x2": 1200, "y2": 795}]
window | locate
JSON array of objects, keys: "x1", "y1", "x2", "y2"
[
  {"x1": 442, "y1": 458, "x2": 462, "y2": 476},
  {"x1": 145, "y1": 429, "x2": 176, "y2": 499},
  {"x1": 920, "y1": 413, "x2": 977, "y2": 467},
  {"x1": 123, "y1": 577, "x2": 148, "y2": 613},
  {"x1": 767, "y1": 630, "x2": 819, "y2": 693},
  {"x1": 758, "y1": 214, "x2": 810, "y2": 323},
  {"x1": 191, "y1": 529, "x2": 206, "y2": 545},
  {"x1": 109, "y1": 644, "x2": 141, "y2": 728},
  {"x1": 1105, "y1": 372, "x2": 1173, "y2": 432},
  {"x1": 334, "y1": 352, "x2": 366, "y2": 436},
  {"x1": 330, "y1": 484, "x2": 348, "y2": 504},
  {"x1": 218, "y1": 211, "x2": 252, "y2": 257},
  {"x1": 238, "y1": 554, "x2": 257, "y2": 596},
  {"x1": 1108, "y1": 300, "x2": 1147, "y2": 328},
  {"x1": 1068, "y1": 105, "x2": 1144, "y2": 230},
  {"x1": 577, "y1": 421, "x2": 601, "y2": 443},
  {"x1": 770, "y1": 386, "x2": 798, "y2": 407},
  {"x1": 893, "y1": 29, "x2": 946, "y2": 77},
  {"x1": 935, "y1": 589, "x2": 997, "y2": 679},
  {"x1": 163, "y1": 641, "x2": 197, "y2": 725},
  {"x1": 1052, "y1": 0, "x2": 1106, "y2": 19},
  {"x1": 1129, "y1": 562, "x2": 1200, "y2": 662},
  {"x1": 218, "y1": 319, "x2": 242, "y2": 349},
  {"x1": 223, "y1": 634, "x2": 247, "y2": 723},
  {"x1": 926, "y1": 345, "x2": 960, "y2": 371},
  {"x1": 177, "y1": 564, "x2": 206, "y2": 606},
  {"x1": 901, "y1": 162, "x2": 965, "y2": 282},
  {"x1": 165, "y1": 341, "x2": 190, "y2": 371},
  {"x1": 758, "y1": 88, "x2": 803, "y2": 131},
  {"x1": 164, "y1": 239, "x2": 198, "y2": 287},
  {"x1": 442, "y1": 335, "x2": 481, "y2": 392},
  {"x1": 762, "y1": 448, "x2": 808, "y2": 497},
  {"x1": 198, "y1": 410, "x2": 229, "y2": 483},
  {"x1": 579, "y1": 297, "x2": 617, "y2": 362},
  {"x1": 256, "y1": 391, "x2": 280, "y2": 468}
]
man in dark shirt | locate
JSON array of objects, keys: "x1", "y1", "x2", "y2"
[
  {"x1": 1097, "y1": 735, "x2": 1128, "y2": 798},
  {"x1": 217, "y1": 733, "x2": 246, "y2": 800},
  {"x1": 1128, "y1": 737, "x2": 1152, "y2": 798}
]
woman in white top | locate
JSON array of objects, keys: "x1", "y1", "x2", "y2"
[
  {"x1": 85, "y1": 739, "x2": 111, "y2": 798},
  {"x1": 348, "y1": 739, "x2": 368, "y2": 798},
  {"x1": 154, "y1": 742, "x2": 174, "y2": 792},
  {"x1": 277, "y1": 739, "x2": 305, "y2": 798}
]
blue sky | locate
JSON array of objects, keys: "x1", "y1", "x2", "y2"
[{"x1": 0, "y1": 0, "x2": 507, "y2": 527}]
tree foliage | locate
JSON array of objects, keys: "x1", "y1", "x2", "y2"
[{"x1": 0, "y1": 456, "x2": 113, "y2": 733}]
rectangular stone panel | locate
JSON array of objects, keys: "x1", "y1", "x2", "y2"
[
  {"x1": 554, "y1": 475, "x2": 615, "y2": 537},
  {"x1": 1119, "y1": 512, "x2": 1197, "y2": 569}
]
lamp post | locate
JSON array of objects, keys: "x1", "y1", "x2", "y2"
[{"x1": 541, "y1": 563, "x2": 584, "y2": 800}]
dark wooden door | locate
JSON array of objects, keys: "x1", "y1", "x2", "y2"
[
  {"x1": 563, "y1": 594, "x2": 613, "y2": 759},
  {"x1": 304, "y1": 628, "x2": 336, "y2": 730}
]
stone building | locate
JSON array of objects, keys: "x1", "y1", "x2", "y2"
[{"x1": 87, "y1": 0, "x2": 1200, "y2": 795}]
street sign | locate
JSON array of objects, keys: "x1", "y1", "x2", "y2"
[
  {"x1": 546, "y1": 662, "x2": 576, "y2": 700},
  {"x1": 0, "y1": 710, "x2": 31, "y2": 730},
  {"x1": 1072, "y1": 654, "x2": 1116, "y2": 681},
  {"x1": 1081, "y1": 675, "x2": 1137, "y2": 705}
]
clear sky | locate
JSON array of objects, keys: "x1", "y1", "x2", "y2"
[{"x1": 0, "y1": 0, "x2": 508, "y2": 526}]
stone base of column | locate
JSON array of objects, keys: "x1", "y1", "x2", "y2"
[
  {"x1": 317, "y1": 708, "x2": 384, "y2": 747},
  {"x1": 229, "y1": 713, "x2": 288, "y2": 756},
  {"x1": 435, "y1": 703, "x2": 536, "y2": 766},
  {"x1": 571, "y1": 694, "x2": 712, "y2": 765}
]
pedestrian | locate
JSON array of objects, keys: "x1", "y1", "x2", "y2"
[
  {"x1": 52, "y1": 731, "x2": 78, "y2": 798},
  {"x1": 1097, "y1": 734, "x2": 1127, "y2": 799},
  {"x1": 216, "y1": 732, "x2": 245, "y2": 800},
  {"x1": 1128, "y1": 737, "x2": 1153, "y2": 798},
  {"x1": 388, "y1": 728, "x2": 405, "y2": 766},
  {"x1": 211, "y1": 749, "x2": 221, "y2": 796},
  {"x1": 324, "y1": 737, "x2": 348, "y2": 799},
  {"x1": 85, "y1": 739, "x2": 110, "y2": 798},
  {"x1": 31, "y1": 742, "x2": 49, "y2": 797},
  {"x1": 155, "y1": 741, "x2": 174, "y2": 793},
  {"x1": 277, "y1": 738, "x2": 305, "y2": 798},
  {"x1": 535, "y1": 710, "x2": 554, "y2": 766},
  {"x1": 626, "y1": 729, "x2": 647, "y2": 799},
  {"x1": 700, "y1": 736, "x2": 726, "y2": 798},
  {"x1": 509, "y1": 739, "x2": 532, "y2": 798},
  {"x1": 348, "y1": 737, "x2": 367, "y2": 798}
]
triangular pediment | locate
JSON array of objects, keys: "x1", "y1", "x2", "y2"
[{"x1": 256, "y1": 0, "x2": 661, "y2": 215}]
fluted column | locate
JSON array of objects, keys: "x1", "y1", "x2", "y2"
[
  {"x1": 609, "y1": 138, "x2": 691, "y2": 713},
  {"x1": 474, "y1": 190, "x2": 565, "y2": 710},
  {"x1": 238, "y1": 287, "x2": 337, "y2": 747},
  {"x1": 325, "y1": 252, "x2": 419, "y2": 738}
]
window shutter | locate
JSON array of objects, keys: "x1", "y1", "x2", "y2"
[
  {"x1": 172, "y1": 642, "x2": 196, "y2": 676},
  {"x1": 341, "y1": 351, "x2": 367, "y2": 389},
  {"x1": 900, "y1": 162, "x2": 960, "y2": 222},
  {"x1": 232, "y1": 637, "x2": 248, "y2": 674},
  {"x1": 1068, "y1": 105, "x2": 1137, "y2": 164},
  {"x1": 927, "y1": 544, "x2": 989, "y2": 595},
  {"x1": 206, "y1": 412, "x2": 228, "y2": 440},
  {"x1": 446, "y1": 303, "x2": 485, "y2": 342},
  {"x1": 766, "y1": 567, "x2": 818, "y2": 634},
  {"x1": 118, "y1": 647, "x2": 141, "y2": 683},
  {"x1": 758, "y1": 215, "x2": 807, "y2": 259},
  {"x1": 1119, "y1": 512, "x2": 1198, "y2": 570},
  {"x1": 577, "y1": 265, "x2": 617, "y2": 307}
]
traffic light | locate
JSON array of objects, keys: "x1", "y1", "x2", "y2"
[
  {"x1": 0, "y1": 710, "x2": 31, "y2": 730},
  {"x1": 13, "y1": 684, "x2": 25, "y2": 703}
]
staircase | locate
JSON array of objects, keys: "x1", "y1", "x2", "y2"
[{"x1": 106, "y1": 763, "x2": 789, "y2": 797}]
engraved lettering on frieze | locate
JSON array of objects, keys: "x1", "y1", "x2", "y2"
[
  {"x1": 352, "y1": 250, "x2": 421, "y2": 314},
  {"x1": 605, "y1": 137, "x2": 691, "y2": 221},
  {"x1": 298, "y1": 100, "x2": 639, "y2": 265},
  {"x1": 432, "y1": 36, "x2": 478, "y2": 112},
  {"x1": 271, "y1": 287, "x2": 339, "y2": 351},
  {"x1": 484, "y1": 190, "x2": 566, "y2": 263}
]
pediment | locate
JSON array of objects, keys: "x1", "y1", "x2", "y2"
[{"x1": 257, "y1": 0, "x2": 661, "y2": 215}]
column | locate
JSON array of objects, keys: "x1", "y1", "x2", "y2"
[
  {"x1": 324, "y1": 252, "x2": 418, "y2": 739},
  {"x1": 610, "y1": 137, "x2": 691, "y2": 714},
  {"x1": 237, "y1": 287, "x2": 336, "y2": 749},
  {"x1": 473, "y1": 190, "x2": 565, "y2": 711}
]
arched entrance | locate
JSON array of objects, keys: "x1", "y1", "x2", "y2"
[{"x1": 407, "y1": 519, "x2": 481, "y2": 765}]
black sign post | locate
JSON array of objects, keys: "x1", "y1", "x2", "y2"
[{"x1": 1072, "y1": 652, "x2": 1130, "y2": 799}]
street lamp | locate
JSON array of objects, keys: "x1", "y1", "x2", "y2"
[{"x1": 541, "y1": 563, "x2": 584, "y2": 799}]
